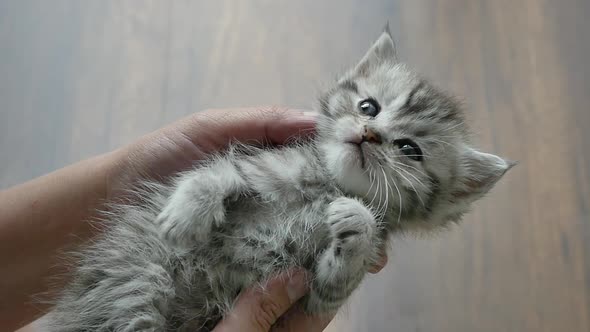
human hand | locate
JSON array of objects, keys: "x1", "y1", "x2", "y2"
[
  {"x1": 212, "y1": 270, "x2": 321, "y2": 332},
  {"x1": 108, "y1": 107, "x2": 317, "y2": 197}
]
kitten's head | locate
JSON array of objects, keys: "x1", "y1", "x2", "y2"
[{"x1": 316, "y1": 28, "x2": 512, "y2": 232}]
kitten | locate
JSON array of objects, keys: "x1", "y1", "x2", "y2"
[{"x1": 46, "y1": 28, "x2": 512, "y2": 331}]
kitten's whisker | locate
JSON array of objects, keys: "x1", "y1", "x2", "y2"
[
  {"x1": 392, "y1": 166, "x2": 425, "y2": 208},
  {"x1": 386, "y1": 167, "x2": 403, "y2": 224},
  {"x1": 379, "y1": 167, "x2": 390, "y2": 218},
  {"x1": 373, "y1": 172, "x2": 383, "y2": 216},
  {"x1": 390, "y1": 160, "x2": 429, "y2": 177},
  {"x1": 440, "y1": 121, "x2": 464, "y2": 133},
  {"x1": 366, "y1": 168, "x2": 376, "y2": 198},
  {"x1": 361, "y1": 164, "x2": 372, "y2": 177},
  {"x1": 393, "y1": 164, "x2": 428, "y2": 189},
  {"x1": 375, "y1": 162, "x2": 390, "y2": 217},
  {"x1": 421, "y1": 137, "x2": 456, "y2": 150},
  {"x1": 369, "y1": 168, "x2": 381, "y2": 209},
  {"x1": 369, "y1": 162, "x2": 384, "y2": 217},
  {"x1": 428, "y1": 134, "x2": 458, "y2": 139},
  {"x1": 376, "y1": 171, "x2": 388, "y2": 218}
]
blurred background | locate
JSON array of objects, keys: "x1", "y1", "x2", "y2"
[{"x1": 1, "y1": 1, "x2": 589, "y2": 331}]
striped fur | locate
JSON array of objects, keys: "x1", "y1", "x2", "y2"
[{"x1": 46, "y1": 29, "x2": 511, "y2": 331}]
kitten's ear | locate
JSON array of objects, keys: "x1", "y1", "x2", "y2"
[
  {"x1": 355, "y1": 26, "x2": 397, "y2": 74},
  {"x1": 452, "y1": 148, "x2": 514, "y2": 201}
]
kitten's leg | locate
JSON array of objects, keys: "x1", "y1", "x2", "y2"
[
  {"x1": 48, "y1": 264, "x2": 174, "y2": 332},
  {"x1": 156, "y1": 157, "x2": 247, "y2": 246},
  {"x1": 103, "y1": 266, "x2": 173, "y2": 332},
  {"x1": 306, "y1": 197, "x2": 381, "y2": 313}
]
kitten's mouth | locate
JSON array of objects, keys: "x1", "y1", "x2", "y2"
[{"x1": 346, "y1": 142, "x2": 367, "y2": 169}]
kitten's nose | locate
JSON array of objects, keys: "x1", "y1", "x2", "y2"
[{"x1": 362, "y1": 126, "x2": 382, "y2": 144}]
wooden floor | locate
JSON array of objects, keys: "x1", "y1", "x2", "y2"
[{"x1": 1, "y1": 1, "x2": 589, "y2": 331}]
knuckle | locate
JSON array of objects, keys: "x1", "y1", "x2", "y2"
[
  {"x1": 261, "y1": 105, "x2": 289, "y2": 116},
  {"x1": 257, "y1": 105, "x2": 293, "y2": 125},
  {"x1": 252, "y1": 297, "x2": 283, "y2": 330}
]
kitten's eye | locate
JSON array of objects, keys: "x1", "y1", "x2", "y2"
[
  {"x1": 358, "y1": 98, "x2": 380, "y2": 117},
  {"x1": 394, "y1": 139, "x2": 423, "y2": 161}
]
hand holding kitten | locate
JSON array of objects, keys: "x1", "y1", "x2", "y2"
[
  {"x1": 114, "y1": 107, "x2": 388, "y2": 331},
  {"x1": 108, "y1": 106, "x2": 317, "y2": 197},
  {"x1": 112, "y1": 107, "x2": 387, "y2": 331},
  {"x1": 0, "y1": 106, "x2": 386, "y2": 332}
]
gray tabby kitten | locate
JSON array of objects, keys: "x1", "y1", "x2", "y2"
[{"x1": 47, "y1": 29, "x2": 511, "y2": 331}]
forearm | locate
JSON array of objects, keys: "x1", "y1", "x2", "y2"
[{"x1": 0, "y1": 150, "x2": 123, "y2": 330}]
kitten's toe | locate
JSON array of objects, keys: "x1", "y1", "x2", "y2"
[
  {"x1": 305, "y1": 198, "x2": 379, "y2": 314},
  {"x1": 325, "y1": 197, "x2": 379, "y2": 266}
]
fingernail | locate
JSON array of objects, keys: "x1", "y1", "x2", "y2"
[
  {"x1": 287, "y1": 270, "x2": 309, "y2": 302},
  {"x1": 288, "y1": 108, "x2": 314, "y2": 114},
  {"x1": 302, "y1": 111, "x2": 318, "y2": 118},
  {"x1": 287, "y1": 109, "x2": 318, "y2": 122}
]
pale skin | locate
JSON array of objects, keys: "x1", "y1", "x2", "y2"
[{"x1": 0, "y1": 107, "x2": 387, "y2": 332}]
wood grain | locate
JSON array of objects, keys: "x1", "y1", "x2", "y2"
[{"x1": 1, "y1": 1, "x2": 588, "y2": 331}]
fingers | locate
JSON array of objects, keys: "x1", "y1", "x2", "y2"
[
  {"x1": 213, "y1": 270, "x2": 309, "y2": 332},
  {"x1": 366, "y1": 244, "x2": 389, "y2": 274},
  {"x1": 174, "y1": 106, "x2": 318, "y2": 154},
  {"x1": 367, "y1": 250, "x2": 388, "y2": 274},
  {"x1": 272, "y1": 306, "x2": 335, "y2": 332}
]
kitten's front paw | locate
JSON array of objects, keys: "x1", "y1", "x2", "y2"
[
  {"x1": 322, "y1": 197, "x2": 378, "y2": 272},
  {"x1": 155, "y1": 186, "x2": 226, "y2": 247},
  {"x1": 305, "y1": 197, "x2": 380, "y2": 313}
]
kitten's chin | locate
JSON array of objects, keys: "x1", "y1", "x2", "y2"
[{"x1": 319, "y1": 141, "x2": 372, "y2": 197}]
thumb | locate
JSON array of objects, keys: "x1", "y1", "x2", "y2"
[{"x1": 213, "y1": 270, "x2": 309, "y2": 332}]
